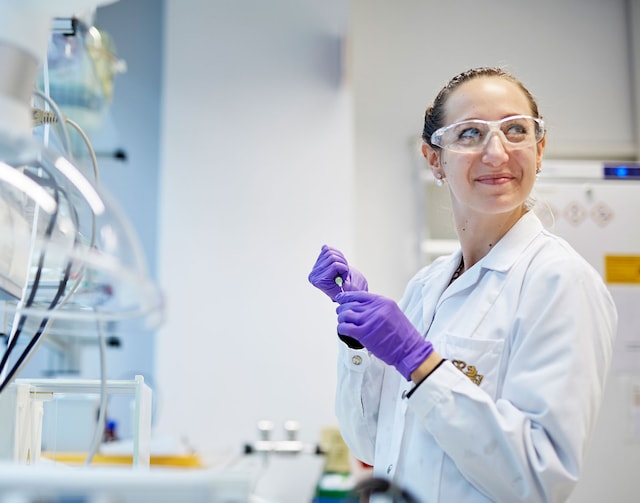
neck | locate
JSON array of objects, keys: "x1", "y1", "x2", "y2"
[{"x1": 453, "y1": 206, "x2": 527, "y2": 268}]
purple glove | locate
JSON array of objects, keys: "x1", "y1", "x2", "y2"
[
  {"x1": 335, "y1": 291, "x2": 433, "y2": 381},
  {"x1": 308, "y1": 245, "x2": 368, "y2": 301}
]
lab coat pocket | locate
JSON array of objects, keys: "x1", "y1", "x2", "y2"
[{"x1": 436, "y1": 333, "x2": 505, "y2": 400}]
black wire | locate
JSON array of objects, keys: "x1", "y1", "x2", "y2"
[
  {"x1": 0, "y1": 260, "x2": 73, "y2": 394},
  {"x1": 0, "y1": 173, "x2": 60, "y2": 375},
  {"x1": 0, "y1": 167, "x2": 81, "y2": 392}
]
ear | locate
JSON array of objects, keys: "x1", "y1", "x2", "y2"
[{"x1": 421, "y1": 143, "x2": 441, "y2": 168}]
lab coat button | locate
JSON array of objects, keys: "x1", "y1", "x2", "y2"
[
  {"x1": 386, "y1": 464, "x2": 393, "y2": 474},
  {"x1": 351, "y1": 355, "x2": 362, "y2": 365}
]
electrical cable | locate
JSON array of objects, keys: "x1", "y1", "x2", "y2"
[
  {"x1": 0, "y1": 177, "x2": 61, "y2": 380},
  {"x1": 64, "y1": 117, "x2": 100, "y2": 183},
  {"x1": 0, "y1": 262, "x2": 73, "y2": 394},
  {"x1": 0, "y1": 94, "x2": 100, "y2": 385},
  {"x1": 0, "y1": 116, "x2": 107, "y2": 464},
  {"x1": 32, "y1": 90, "x2": 73, "y2": 156},
  {"x1": 0, "y1": 170, "x2": 82, "y2": 374},
  {"x1": 0, "y1": 26, "x2": 112, "y2": 466},
  {"x1": 85, "y1": 323, "x2": 107, "y2": 465},
  {"x1": 0, "y1": 163, "x2": 88, "y2": 393},
  {"x1": 30, "y1": 93, "x2": 106, "y2": 465}
]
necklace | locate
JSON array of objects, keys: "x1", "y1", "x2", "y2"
[{"x1": 450, "y1": 257, "x2": 465, "y2": 283}]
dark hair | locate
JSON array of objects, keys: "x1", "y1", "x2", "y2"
[{"x1": 421, "y1": 67, "x2": 541, "y2": 148}]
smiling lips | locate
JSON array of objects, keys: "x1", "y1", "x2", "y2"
[{"x1": 476, "y1": 174, "x2": 515, "y2": 185}]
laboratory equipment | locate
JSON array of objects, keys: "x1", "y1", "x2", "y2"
[
  {"x1": 0, "y1": 3, "x2": 251, "y2": 502},
  {"x1": 40, "y1": 18, "x2": 126, "y2": 134},
  {"x1": 0, "y1": 0, "x2": 164, "y2": 394},
  {"x1": 37, "y1": 11, "x2": 127, "y2": 163},
  {"x1": 243, "y1": 419, "x2": 323, "y2": 458},
  {"x1": 0, "y1": 375, "x2": 151, "y2": 466},
  {"x1": 0, "y1": 4, "x2": 168, "y2": 489},
  {"x1": 243, "y1": 421, "x2": 366, "y2": 503}
]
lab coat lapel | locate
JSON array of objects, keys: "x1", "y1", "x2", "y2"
[
  {"x1": 420, "y1": 251, "x2": 463, "y2": 333},
  {"x1": 480, "y1": 211, "x2": 545, "y2": 273},
  {"x1": 432, "y1": 212, "x2": 545, "y2": 336}
]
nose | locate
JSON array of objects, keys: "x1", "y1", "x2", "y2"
[{"x1": 481, "y1": 132, "x2": 509, "y2": 166}]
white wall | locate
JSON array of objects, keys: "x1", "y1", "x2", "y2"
[{"x1": 156, "y1": 1, "x2": 352, "y2": 501}]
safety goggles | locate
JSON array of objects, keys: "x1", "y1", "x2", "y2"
[{"x1": 430, "y1": 115, "x2": 545, "y2": 153}]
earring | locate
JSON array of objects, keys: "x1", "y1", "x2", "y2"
[{"x1": 435, "y1": 172, "x2": 444, "y2": 187}]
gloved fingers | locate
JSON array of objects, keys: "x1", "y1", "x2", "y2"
[
  {"x1": 337, "y1": 315, "x2": 386, "y2": 342},
  {"x1": 335, "y1": 290, "x2": 381, "y2": 306},
  {"x1": 336, "y1": 292, "x2": 384, "y2": 340},
  {"x1": 317, "y1": 244, "x2": 348, "y2": 267},
  {"x1": 310, "y1": 245, "x2": 348, "y2": 276},
  {"x1": 315, "y1": 254, "x2": 349, "y2": 278},
  {"x1": 309, "y1": 278, "x2": 341, "y2": 301},
  {"x1": 336, "y1": 301, "x2": 369, "y2": 322},
  {"x1": 336, "y1": 292, "x2": 404, "y2": 332},
  {"x1": 308, "y1": 259, "x2": 348, "y2": 286},
  {"x1": 308, "y1": 245, "x2": 350, "y2": 299},
  {"x1": 337, "y1": 317, "x2": 368, "y2": 341},
  {"x1": 343, "y1": 266, "x2": 369, "y2": 292}
]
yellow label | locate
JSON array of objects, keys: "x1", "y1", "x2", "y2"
[{"x1": 605, "y1": 255, "x2": 640, "y2": 284}]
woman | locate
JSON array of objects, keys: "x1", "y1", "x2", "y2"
[{"x1": 308, "y1": 67, "x2": 617, "y2": 502}]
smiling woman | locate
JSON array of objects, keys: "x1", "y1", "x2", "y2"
[
  {"x1": 422, "y1": 69, "x2": 547, "y2": 256},
  {"x1": 308, "y1": 66, "x2": 617, "y2": 502}
]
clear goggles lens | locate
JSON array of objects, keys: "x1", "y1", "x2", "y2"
[{"x1": 430, "y1": 115, "x2": 545, "y2": 153}]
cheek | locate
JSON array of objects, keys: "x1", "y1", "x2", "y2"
[
  {"x1": 442, "y1": 157, "x2": 475, "y2": 200},
  {"x1": 442, "y1": 155, "x2": 472, "y2": 181},
  {"x1": 511, "y1": 149, "x2": 539, "y2": 177}
]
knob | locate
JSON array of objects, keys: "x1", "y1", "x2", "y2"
[
  {"x1": 283, "y1": 420, "x2": 300, "y2": 441},
  {"x1": 257, "y1": 420, "x2": 274, "y2": 441}
]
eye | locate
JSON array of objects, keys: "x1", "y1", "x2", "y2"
[
  {"x1": 455, "y1": 125, "x2": 484, "y2": 145},
  {"x1": 502, "y1": 119, "x2": 532, "y2": 142},
  {"x1": 506, "y1": 124, "x2": 527, "y2": 135}
]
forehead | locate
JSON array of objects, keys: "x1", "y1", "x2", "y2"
[{"x1": 444, "y1": 76, "x2": 533, "y2": 123}]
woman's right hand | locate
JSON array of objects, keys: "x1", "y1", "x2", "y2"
[{"x1": 308, "y1": 245, "x2": 368, "y2": 301}]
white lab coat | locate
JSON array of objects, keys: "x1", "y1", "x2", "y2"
[{"x1": 335, "y1": 211, "x2": 617, "y2": 503}]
